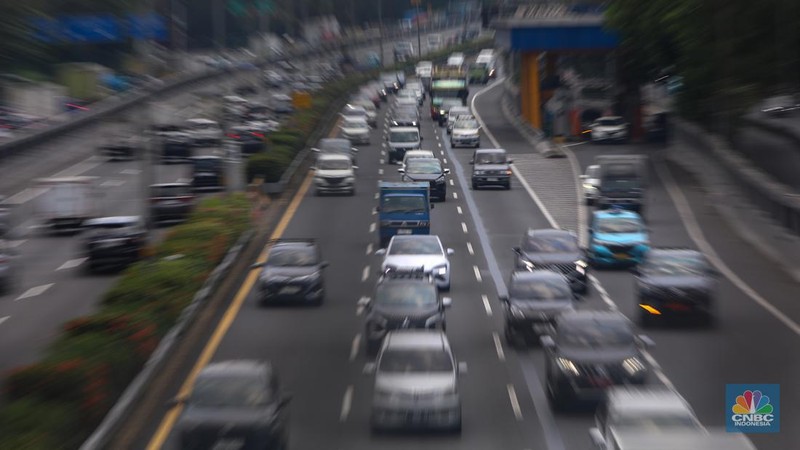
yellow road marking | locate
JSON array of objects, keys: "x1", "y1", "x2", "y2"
[{"x1": 146, "y1": 172, "x2": 314, "y2": 449}]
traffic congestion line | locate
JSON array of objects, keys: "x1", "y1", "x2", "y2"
[{"x1": 145, "y1": 171, "x2": 315, "y2": 450}]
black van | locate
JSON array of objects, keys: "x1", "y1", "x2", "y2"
[{"x1": 190, "y1": 156, "x2": 225, "y2": 191}]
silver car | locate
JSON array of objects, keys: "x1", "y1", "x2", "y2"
[
  {"x1": 376, "y1": 235, "x2": 453, "y2": 291},
  {"x1": 367, "y1": 330, "x2": 465, "y2": 432},
  {"x1": 580, "y1": 164, "x2": 601, "y2": 205},
  {"x1": 340, "y1": 116, "x2": 371, "y2": 145}
]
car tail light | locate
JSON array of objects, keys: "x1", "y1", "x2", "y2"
[
  {"x1": 227, "y1": 133, "x2": 241, "y2": 139},
  {"x1": 251, "y1": 132, "x2": 265, "y2": 139}
]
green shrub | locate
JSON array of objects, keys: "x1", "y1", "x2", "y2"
[
  {"x1": 0, "y1": 398, "x2": 84, "y2": 449},
  {"x1": 267, "y1": 132, "x2": 302, "y2": 150},
  {"x1": 247, "y1": 151, "x2": 292, "y2": 183}
]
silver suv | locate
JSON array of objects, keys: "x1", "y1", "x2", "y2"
[{"x1": 367, "y1": 330, "x2": 466, "y2": 432}]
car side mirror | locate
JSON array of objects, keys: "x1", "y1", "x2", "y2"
[
  {"x1": 579, "y1": 175, "x2": 588, "y2": 180},
  {"x1": 512, "y1": 246, "x2": 522, "y2": 255},
  {"x1": 430, "y1": 203, "x2": 435, "y2": 209},
  {"x1": 442, "y1": 297, "x2": 453, "y2": 308},
  {"x1": 250, "y1": 262, "x2": 266, "y2": 269},
  {"x1": 278, "y1": 393, "x2": 292, "y2": 409},
  {"x1": 540, "y1": 335, "x2": 556, "y2": 348},
  {"x1": 310, "y1": 166, "x2": 317, "y2": 171},
  {"x1": 353, "y1": 165, "x2": 359, "y2": 170},
  {"x1": 507, "y1": 159, "x2": 513, "y2": 164},
  {"x1": 588, "y1": 428, "x2": 607, "y2": 449},
  {"x1": 167, "y1": 394, "x2": 188, "y2": 408},
  {"x1": 375, "y1": 248, "x2": 387, "y2": 256},
  {"x1": 420, "y1": 136, "x2": 424, "y2": 141},
  {"x1": 363, "y1": 362, "x2": 377, "y2": 374},
  {"x1": 397, "y1": 168, "x2": 405, "y2": 173},
  {"x1": 320, "y1": 261, "x2": 330, "y2": 268},
  {"x1": 444, "y1": 168, "x2": 451, "y2": 175},
  {"x1": 637, "y1": 334, "x2": 656, "y2": 348},
  {"x1": 499, "y1": 295, "x2": 509, "y2": 304},
  {"x1": 446, "y1": 248, "x2": 454, "y2": 256},
  {"x1": 469, "y1": 160, "x2": 474, "y2": 164},
  {"x1": 357, "y1": 297, "x2": 371, "y2": 308},
  {"x1": 311, "y1": 148, "x2": 320, "y2": 153},
  {"x1": 630, "y1": 267, "x2": 640, "y2": 276},
  {"x1": 374, "y1": 206, "x2": 381, "y2": 212},
  {"x1": 351, "y1": 148, "x2": 359, "y2": 153},
  {"x1": 458, "y1": 361, "x2": 468, "y2": 375}
]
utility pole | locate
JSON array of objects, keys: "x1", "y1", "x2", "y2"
[
  {"x1": 378, "y1": 0, "x2": 384, "y2": 68},
  {"x1": 416, "y1": 1, "x2": 422, "y2": 59},
  {"x1": 213, "y1": 0, "x2": 226, "y2": 50}
]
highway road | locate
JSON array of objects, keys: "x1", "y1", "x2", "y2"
[{"x1": 131, "y1": 75, "x2": 797, "y2": 450}]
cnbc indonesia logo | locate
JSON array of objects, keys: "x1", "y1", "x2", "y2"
[{"x1": 727, "y1": 384, "x2": 780, "y2": 433}]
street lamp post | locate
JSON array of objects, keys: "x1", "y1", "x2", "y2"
[
  {"x1": 416, "y1": 1, "x2": 422, "y2": 58},
  {"x1": 378, "y1": 0, "x2": 384, "y2": 67}
]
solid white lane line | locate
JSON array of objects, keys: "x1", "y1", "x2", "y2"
[
  {"x1": 461, "y1": 222, "x2": 468, "y2": 233},
  {"x1": 507, "y1": 384, "x2": 523, "y2": 420},
  {"x1": 588, "y1": 274, "x2": 617, "y2": 310},
  {"x1": 16, "y1": 283, "x2": 54, "y2": 301},
  {"x1": 0, "y1": 316, "x2": 9, "y2": 326},
  {"x1": 456, "y1": 206, "x2": 462, "y2": 214},
  {"x1": 120, "y1": 169, "x2": 141, "y2": 175},
  {"x1": 350, "y1": 334, "x2": 361, "y2": 362},
  {"x1": 361, "y1": 266, "x2": 370, "y2": 282},
  {"x1": 56, "y1": 258, "x2": 87, "y2": 271},
  {"x1": 473, "y1": 265, "x2": 482, "y2": 283},
  {"x1": 452, "y1": 192, "x2": 458, "y2": 199},
  {"x1": 378, "y1": 168, "x2": 384, "y2": 175},
  {"x1": 369, "y1": 222, "x2": 376, "y2": 233},
  {"x1": 366, "y1": 243, "x2": 373, "y2": 255},
  {"x1": 642, "y1": 351, "x2": 675, "y2": 389},
  {"x1": 340, "y1": 385, "x2": 354, "y2": 422},
  {"x1": 374, "y1": 192, "x2": 379, "y2": 199},
  {"x1": 656, "y1": 161, "x2": 800, "y2": 336},
  {"x1": 450, "y1": 179, "x2": 454, "y2": 186},
  {"x1": 467, "y1": 242, "x2": 474, "y2": 255},
  {"x1": 100, "y1": 179, "x2": 126, "y2": 188},
  {"x1": 482, "y1": 294, "x2": 493, "y2": 316},
  {"x1": 492, "y1": 332, "x2": 506, "y2": 361}
]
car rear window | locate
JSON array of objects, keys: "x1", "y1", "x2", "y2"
[
  {"x1": 376, "y1": 283, "x2": 437, "y2": 307},
  {"x1": 475, "y1": 152, "x2": 506, "y2": 164},
  {"x1": 151, "y1": 185, "x2": 191, "y2": 197},
  {"x1": 389, "y1": 238, "x2": 441, "y2": 255},
  {"x1": 192, "y1": 375, "x2": 272, "y2": 407},
  {"x1": 522, "y1": 235, "x2": 578, "y2": 253},
  {"x1": 379, "y1": 349, "x2": 453, "y2": 373}
]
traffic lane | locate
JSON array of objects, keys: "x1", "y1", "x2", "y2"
[
  {"x1": 470, "y1": 84, "x2": 534, "y2": 154},
  {"x1": 734, "y1": 125, "x2": 800, "y2": 190}
]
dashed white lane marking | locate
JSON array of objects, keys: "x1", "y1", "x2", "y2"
[
  {"x1": 492, "y1": 332, "x2": 506, "y2": 361},
  {"x1": 340, "y1": 385, "x2": 354, "y2": 422},
  {"x1": 507, "y1": 384, "x2": 523, "y2": 420},
  {"x1": 356, "y1": 296, "x2": 368, "y2": 316},
  {"x1": 450, "y1": 179, "x2": 454, "y2": 186},
  {"x1": 482, "y1": 294, "x2": 493, "y2": 316},
  {"x1": 452, "y1": 192, "x2": 458, "y2": 199},
  {"x1": 642, "y1": 351, "x2": 675, "y2": 389},
  {"x1": 588, "y1": 274, "x2": 617, "y2": 310},
  {"x1": 379, "y1": 158, "x2": 385, "y2": 164},
  {"x1": 56, "y1": 257, "x2": 87, "y2": 271},
  {"x1": 120, "y1": 169, "x2": 141, "y2": 175},
  {"x1": 378, "y1": 168, "x2": 384, "y2": 175},
  {"x1": 438, "y1": 142, "x2": 442, "y2": 147},
  {"x1": 374, "y1": 192, "x2": 379, "y2": 199},
  {"x1": 443, "y1": 158, "x2": 448, "y2": 164},
  {"x1": 0, "y1": 316, "x2": 9, "y2": 326},
  {"x1": 461, "y1": 222, "x2": 468, "y2": 233},
  {"x1": 440, "y1": 150, "x2": 445, "y2": 156},
  {"x1": 369, "y1": 222, "x2": 376, "y2": 233},
  {"x1": 656, "y1": 161, "x2": 800, "y2": 336},
  {"x1": 361, "y1": 265, "x2": 370, "y2": 282},
  {"x1": 366, "y1": 243, "x2": 373, "y2": 255},
  {"x1": 100, "y1": 179, "x2": 126, "y2": 188},
  {"x1": 473, "y1": 265, "x2": 482, "y2": 283},
  {"x1": 456, "y1": 206, "x2": 462, "y2": 214},
  {"x1": 467, "y1": 242, "x2": 474, "y2": 255},
  {"x1": 350, "y1": 334, "x2": 361, "y2": 362},
  {"x1": 16, "y1": 283, "x2": 54, "y2": 301},
  {"x1": 381, "y1": 143, "x2": 387, "y2": 148}
]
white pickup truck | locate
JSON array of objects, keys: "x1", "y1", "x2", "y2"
[{"x1": 34, "y1": 176, "x2": 99, "y2": 231}]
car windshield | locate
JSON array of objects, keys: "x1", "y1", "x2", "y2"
[
  {"x1": 379, "y1": 349, "x2": 453, "y2": 373},
  {"x1": 455, "y1": 120, "x2": 479, "y2": 129},
  {"x1": 87, "y1": 221, "x2": 137, "y2": 230},
  {"x1": 192, "y1": 375, "x2": 271, "y2": 408},
  {"x1": 389, "y1": 238, "x2": 442, "y2": 255},
  {"x1": 381, "y1": 196, "x2": 427, "y2": 214},
  {"x1": 150, "y1": 186, "x2": 191, "y2": 197},
  {"x1": 613, "y1": 413, "x2": 700, "y2": 429},
  {"x1": 405, "y1": 153, "x2": 434, "y2": 162},
  {"x1": 641, "y1": 255, "x2": 708, "y2": 276},
  {"x1": 558, "y1": 320, "x2": 634, "y2": 348},
  {"x1": 268, "y1": 246, "x2": 317, "y2": 266},
  {"x1": 320, "y1": 141, "x2": 350, "y2": 153},
  {"x1": 193, "y1": 159, "x2": 221, "y2": 171},
  {"x1": 596, "y1": 217, "x2": 644, "y2": 234},
  {"x1": 597, "y1": 118, "x2": 624, "y2": 126},
  {"x1": 475, "y1": 152, "x2": 507, "y2": 164},
  {"x1": 390, "y1": 131, "x2": 419, "y2": 142},
  {"x1": 376, "y1": 283, "x2": 437, "y2": 307},
  {"x1": 510, "y1": 278, "x2": 571, "y2": 300},
  {"x1": 406, "y1": 160, "x2": 442, "y2": 174},
  {"x1": 523, "y1": 235, "x2": 579, "y2": 253},
  {"x1": 318, "y1": 159, "x2": 351, "y2": 170}
]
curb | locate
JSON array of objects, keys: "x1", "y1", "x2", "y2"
[
  {"x1": 499, "y1": 83, "x2": 566, "y2": 158},
  {"x1": 79, "y1": 228, "x2": 255, "y2": 450}
]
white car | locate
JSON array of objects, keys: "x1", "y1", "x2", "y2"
[
  {"x1": 341, "y1": 104, "x2": 369, "y2": 123},
  {"x1": 340, "y1": 116, "x2": 371, "y2": 145},
  {"x1": 312, "y1": 153, "x2": 357, "y2": 196},
  {"x1": 580, "y1": 164, "x2": 601, "y2": 205},
  {"x1": 185, "y1": 118, "x2": 223, "y2": 146},
  {"x1": 416, "y1": 61, "x2": 433, "y2": 78},
  {"x1": 402, "y1": 150, "x2": 436, "y2": 169},
  {"x1": 590, "y1": 116, "x2": 629, "y2": 143},
  {"x1": 350, "y1": 99, "x2": 377, "y2": 126},
  {"x1": 376, "y1": 235, "x2": 453, "y2": 291},
  {"x1": 447, "y1": 53, "x2": 465, "y2": 68},
  {"x1": 450, "y1": 117, "x2": 481, "y2": 148},
  {"x1": 446, "y1": 107, "x2": 472, "y2": 134}
]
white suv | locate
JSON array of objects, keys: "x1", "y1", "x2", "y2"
[{"x1": 312, "y1": 153, "x2": 357, "y2": 196}]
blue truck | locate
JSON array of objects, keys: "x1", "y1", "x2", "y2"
[{"x1": 376, "y1": 181, "x2": 432, "y2": 247}]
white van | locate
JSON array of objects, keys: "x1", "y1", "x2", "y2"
[
  {"x1": 386, "y1": 126, "x2": 421, "y2": 164},
  {"x1": 313, "y1": 153, "x2": 357, "y2": 196},
  {"x1": 35, "y1": 176, "x2": 99, "y2": 231}
]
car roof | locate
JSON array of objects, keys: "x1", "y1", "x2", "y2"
[
  {"x1": 405, "y1": 150, "x2": 435, "y2": 157},
  {"x1": 475, "y1": 148, "x2": 507, "y2": 155},
  {"x1": 605, "y1": 386, "x2": 695, "y2": 417},
  {"x1": 384, "y1": 330, "x2": 449, "y2": 351},
  {"x1": 317, "y1": 153, "x2": 351, "y2": 161},
  {"x1": 511, "y1": 269, "x2": 569, "y2": 283},
  {"x1": 344, "y1": 104, "x2": 367, "y2": 112},
  {"x1": 390, "y1": 234, "x2": 442, "y2": 245},
  {"x1": 84, "y1": 216, "x2": 141, "y2": 226},
  {"x1": 594, "y1": 209, "x2": 643, "y2": 220},
  {"x1": 558, "y1": 310, "x2": 630, "y2": 327},
  {"x1": 271, "y1": 240, "x2": 316, "y2": 250},
  {"x1": 389, "y1": 126, "x2": 419, "y2": 132},
  {"x1": 525, "y1": 228, "x2": 573, "y2": 239},
  {"x1": 150, "y1": 182, "x2": 191, "y2": 188},
  {"x1": 192, "y1": 155, "x2": 222, "y2": 160},
  {"x1": 186, "y1": 118, "x2": 217, "y2": 124},
  {"x1": 199, "y1": 360, "x2": 273, "y2": 378}
]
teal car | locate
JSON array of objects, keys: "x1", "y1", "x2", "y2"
[{"x1": 588, "y1": 209, "x2": 650, "y2": 267}]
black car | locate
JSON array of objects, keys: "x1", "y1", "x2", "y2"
[
  {"x1": 174, "y1": 360, "x2": 290, "y2": 450},
  {"x1": 154, "y1": 124, "x2": 192, "y2": 163},
  {"x1": 381, "y1": 74, "x2": 400, "y2": 93},
  {"x1": 149, "y1": 183, "x2": 195, "y2": 224},
  {"x1": 501, "y1": 270, "x2": 577, "y2": 347},
  {"x1": 254, "y1": 240, "x2": 328, "y2": 306},
  {"x1": 360, "y1": 267, "x2": 452, "y2": 355},
  {"x1": 82, "y1": 216, "x2": 146, "y2": 272},
  {"x1": 99, "y1": 134, "x2": 139, "y2": 160},
  {"x1": 470, "y1": 148, "x2": 513, "y2": 190},
  {"x1": 389, "y1": 111, "x2": 420, "y2": 129},
  {"x1": 228, "y1": 125, "x2": 266, "y2": 155},
  {"x1": 190, "y1": 156, "x2": 225, "y2": 191},
  {"x1": 541, "y1": 311, "x2": 654, "y2": 410},
  {"x1": 399, "y1": 158, "x2": 450, "y2": 201},
  {"x1": 313, "y1": 138, "x2": 358, "y2": 164},
  {"x1": 632, "y1": 248, "x2": 718, "y2": 326},
  {"x1": 513, "y1": 228, "x2": 589, "y2": 294}
]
